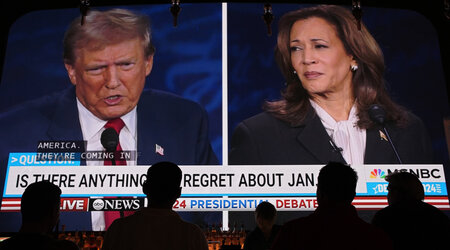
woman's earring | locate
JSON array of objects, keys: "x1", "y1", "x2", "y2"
[
  {"x1": 351, "y1": 65, "x2": 358, "y2": 72},
  {"x1": 293, "y1": 70, "x2": 297, "y2": 74}
]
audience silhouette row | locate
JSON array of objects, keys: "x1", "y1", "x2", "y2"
[{"x1": 1, "y1": 161, "x2": 449, "y2": 250}]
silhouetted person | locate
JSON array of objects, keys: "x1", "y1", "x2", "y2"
[
  {"x1": 102, "y1": 161, "x2": 208, "y2": 250},
  {"x1": 271, "y1": 162, "x2": 392, "y2": 250},
  {"x1": 0, "y1": 181, "x2": 78, "y2": 250},
  {"x1": 244, "y1": 201, "x2": 281, "y2": 250},
  {"x1": 372, "y1": 171, "x2": 450, "y2": 250}
]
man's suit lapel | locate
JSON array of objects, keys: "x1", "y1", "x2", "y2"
[
  {"x1": 136, "y1": 107, "x2": 155, "y2": 165},
  {"x1": 136, "y1": 89, "x2": 159, "y2": 165},
  {"x1": 47, "y1": 87, "x2": 84, "y2": 142},
  {"x1": 46, "y1": 87, "x2": 86, "y2": 165},
  {"x1": 295, "y1": 112, "x2": 347, "y2": 164}
]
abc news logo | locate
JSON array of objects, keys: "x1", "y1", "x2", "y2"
[{"x1": 89, "y1": 198, "x2": 145, "y2": 211}]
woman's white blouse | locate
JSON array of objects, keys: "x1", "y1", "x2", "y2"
[{"x1": 310, "y1": 100, "x2": 366, "y2": 165}]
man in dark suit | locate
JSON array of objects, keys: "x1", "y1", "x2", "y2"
[{"x1": 0, "y1": 8, "x2": 218, "y2": 232}]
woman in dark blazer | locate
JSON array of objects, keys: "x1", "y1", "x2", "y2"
[{"x1": 230, "y1": 5, "x2": 433, "y2": 165}]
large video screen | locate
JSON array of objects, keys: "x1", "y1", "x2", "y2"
[{"x1": 0, "y1": 2, "x2": 449, "y2": 232}]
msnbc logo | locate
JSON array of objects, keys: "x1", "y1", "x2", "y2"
[{"x1": 370, "y1": 169, "x2": 386, "y2": 179}]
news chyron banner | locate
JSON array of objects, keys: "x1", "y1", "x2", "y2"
[{"x1": 1, "y1": 152, "x2": 449, "y2": 212}]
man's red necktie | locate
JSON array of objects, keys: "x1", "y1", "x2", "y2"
[
  {"x1": 103, "y1": 118, "x2": 126, "y2": 166},
  {"x1": 103, "y1": 118, "x2": 132, "y2": 230}
]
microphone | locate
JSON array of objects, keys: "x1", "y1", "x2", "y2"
[
  {"x1": 328, "y1": 138, "x2": 346, "y2": 164},
  {"x1": 101, "y1": 128, "x2": 119, "y2": 165},
  {"x1": 368, "y1": 104, "x2": 385, "y2": 125},
  {"x1": 368, "y1": 104, "x2": 403, "y2": 164},
  {"x1": 329, "y1": 139, "x2": 343, "y2": 153},
  {"x1": 100, "y1": 127, "x2": 124, "y2": 218}
]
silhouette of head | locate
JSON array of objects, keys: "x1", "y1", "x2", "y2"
[
  {"x1": 317, "y1": 162, "x2": 358, "y2": 205},
  {"x1": 386, "y1": 171, "x2": 424, "y2": 205},
  {"x1": 142, "y1": 161, "x2": 182, "y2": 208},
  {"x1": 254, "y1": 201, "x2": 277, "y2": 233},
  {"x1": 21, "y1": 181, "x2": 61, "y2": 231}
]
